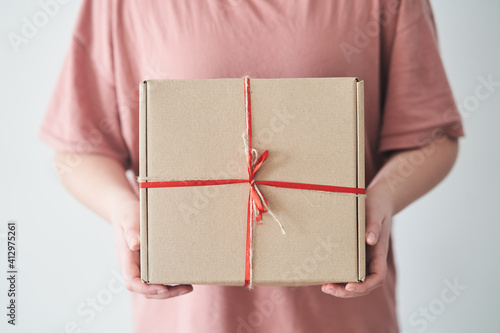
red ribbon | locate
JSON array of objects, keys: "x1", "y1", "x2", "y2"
[{"x1": 139, "y1": 76, "x2": 365, "y2": 287}]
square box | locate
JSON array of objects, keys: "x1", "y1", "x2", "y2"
[{"x1": 139, "y1": 77, "x2": 365, "y2": 286}]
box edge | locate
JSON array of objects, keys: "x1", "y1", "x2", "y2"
[
  {"x1": 139, "y1": 81, "x2": 150, "y2": 283},
  {"x1": 356, "y1": 80, "x2": 366, "y2": 282}
]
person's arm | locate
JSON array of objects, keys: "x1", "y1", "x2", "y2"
[
  {"x1": 322, "y1": 134, "x2": 459, "y2": 297},
  {"x1": 54, "y1": 152, "x2": 193, "y2": 299}
]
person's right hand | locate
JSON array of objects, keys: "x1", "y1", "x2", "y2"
[{"x1": 111, "y1": 197, "x2": 193, "y2": 299}]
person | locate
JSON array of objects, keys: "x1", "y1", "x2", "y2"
[{"x1": 39, "y1": 0, "x2": 464, "y2": 332}]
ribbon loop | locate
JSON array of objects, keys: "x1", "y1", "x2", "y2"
[{"x1": 252, "y1": 150, "x2": 268, "y2": 176}]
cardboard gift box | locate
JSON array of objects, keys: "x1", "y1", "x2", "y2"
[{"x1": 139, "y1": 77, "x2": 365, "y2": 287}]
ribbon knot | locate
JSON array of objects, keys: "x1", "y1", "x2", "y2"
[{"x1": 248, "y1": 149, "x2": 269, "y2": 222}]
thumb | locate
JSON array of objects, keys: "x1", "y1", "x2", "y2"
[
  {"x1": 123, "y1": 224, "x2": 140, "y2": 251},
  {"x1": 365, "y1": 215, "x2": 383, "y2": 246},
  {"x1": 111, "y1": 199, "x2": 141, "y2": 251},
  {"x1": 364, "y1": 188, "x2": 392, "y2": 246}
]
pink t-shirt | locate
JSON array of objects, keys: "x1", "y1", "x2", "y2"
[{"x1": 40, "y1": 1, "x2": 464, "y2": 332}]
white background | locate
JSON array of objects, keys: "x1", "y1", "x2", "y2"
[{"x1": 0, "y1": 1, "x2": 499, "y2": 332}]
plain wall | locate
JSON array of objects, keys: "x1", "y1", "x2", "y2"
[{"x1": 0, "y1": 1, "x2": 498, "y2": 332}]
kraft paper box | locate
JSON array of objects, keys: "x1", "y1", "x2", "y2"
[{"x1": 139, "y1": 77, "x2": 365, "y2": 286}]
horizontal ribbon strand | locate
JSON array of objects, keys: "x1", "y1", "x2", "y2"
[
  {"x1": 139, "y1": 179, "x2": 247, "y2": 188},
  {"x1": 139, "y1": 179, "x2": 365, "y2": 195},
  {"x1": 255, "y1": 180, "x2": 366, "y2": 195}
]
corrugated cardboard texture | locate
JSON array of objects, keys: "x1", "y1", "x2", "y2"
[{"x1": 140, "y1": 77, "x2": 365, "y2": 286}]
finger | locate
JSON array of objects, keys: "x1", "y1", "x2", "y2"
[
  {"x1": 124, "y1": 276, "x2": 167, "y2": 295},
  {"x1": 115, "y1": 225, "x2": 194, "y2": 297},
  {"x1": 322, "y1": 283, "x2": 353, "y2": 298},
  {"x1": 322, "y1": 265, "x2": 385, "y2": 298},
  {"x1": 118, "y1": 247, "x2": 189, "y2": 297},
  {"x1": 144, "y1": 285, "x2": 194, "y2": 299},
  {"x1": 114, "y1": 227, "x2": 157, "y2": 295},
  {"x1": 344, "y1": 252, "x2": 387, "y2": 295},
  {"x1": 322, "y1": 233, "x2": 389, "y2": 298}
]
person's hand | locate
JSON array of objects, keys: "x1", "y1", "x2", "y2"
[
  {"x1": 321, "y1": 185, "x2": 393, "y2": 297},
  {"x1": 111, "y1": 197, "x2": 193, "y2": 299}
]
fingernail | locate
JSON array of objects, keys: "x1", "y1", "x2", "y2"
[
  {"x1": 178, "y1": 290, "x2": 190, "y2": 296},
  {"x1": 128, "y1": 237, "x2": 140, "y2": 250},
  {"x1": 345, "y1": 284, "x2": 357, "y2": 292},
  {"x1": 324, "y1": 287, "x2": 336, "y2": 296},
  {"x1": 367, "y1": 232, "x2": 377, "y2": 244},
  {"x1": 157, "y1": 289, "x2": 169, "y2": 295}
]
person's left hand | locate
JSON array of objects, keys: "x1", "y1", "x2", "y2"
[{"x1": 321, "y1": 185, "x2": 393, "y2": 297}]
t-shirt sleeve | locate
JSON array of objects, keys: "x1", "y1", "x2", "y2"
[
  {"x1": 38, "y1": 0, "x2": 130, "y2": 169},
  {"x1": 379, "y1": 0, "x2": 464, "y2": 153}
]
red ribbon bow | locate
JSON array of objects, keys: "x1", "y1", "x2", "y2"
[{"x1": 248, "y1": 149, "x2": 269, "y2": 222}]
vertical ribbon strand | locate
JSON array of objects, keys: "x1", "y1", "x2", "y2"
[{"x1": 243, "y1": 76, "x2": 286, "y2": 288}]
